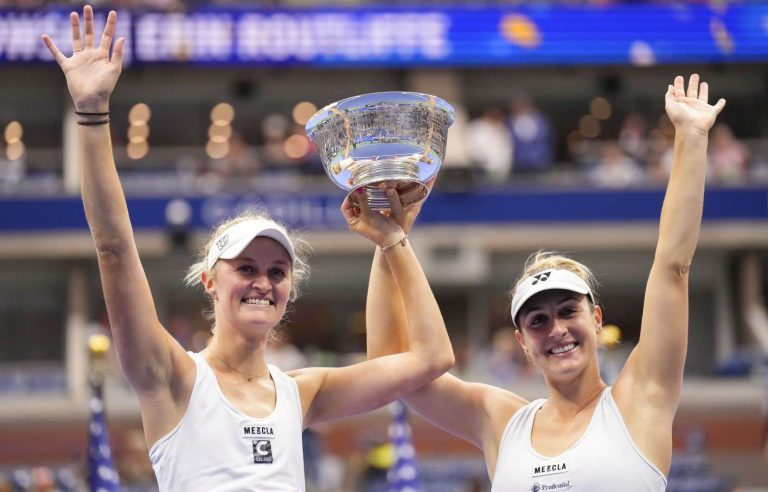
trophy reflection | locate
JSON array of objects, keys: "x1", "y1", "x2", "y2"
[{"x1": 306, "y1": 92, "x2": 455, "y2": 211}]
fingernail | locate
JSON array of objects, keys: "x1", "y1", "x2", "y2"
[
  {"x1": 386, "y1": 188, "x2": 394, "y2": 197},
  {"x1": 356, "y1": 188, "x2": 364, "y2": 194}
]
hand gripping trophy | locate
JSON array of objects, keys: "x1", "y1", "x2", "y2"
[{"x1": 306, "y1": 92, "x2": 455, "y2": 210}]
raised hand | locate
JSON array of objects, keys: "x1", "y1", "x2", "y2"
[
  {"x1": 397, "y1": 177, "x2": 435, "y2": 235},
  {"x1": 41, "y1": 6, "x2": 124, "y2": 113},
  {"x1": 665, "y1": 74, "x2": 726, "y2": 134},
  {"x1": 341, "y1": 189, "x2": 406, "y2": 248}
]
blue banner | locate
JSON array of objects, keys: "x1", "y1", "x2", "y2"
[
  {"x1": 0, "y1": 186, "x2": 766, "y2": 232},
  {"x1": 1, "y1": 5, "x2": 767, "y2": 67}
]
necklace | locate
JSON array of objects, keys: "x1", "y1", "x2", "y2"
[{"x1": 210, "y1": 356, "x2": 269, "y2": 383}]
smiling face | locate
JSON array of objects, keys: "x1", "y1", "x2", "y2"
[
  {"x1": 514, "y1": 289, "x2": 602, "y2": 383},
  {"x1": 203, "y1": 237, "x2": 293, "y2": 337}
]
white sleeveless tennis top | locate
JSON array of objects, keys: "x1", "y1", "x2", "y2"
[
  {"x1": 149, "y1": 352, "x2": 305, "y2": 492},
  {"x1": 491, "y1": 387, "x2": 667, "y2": 491}
]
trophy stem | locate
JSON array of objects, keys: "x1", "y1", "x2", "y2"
[
  {"x1": 349, "y1": 158, "x2": 427, "y2": 210},
  {"x1": 351, "y1": 158, "x2": 420, "y2": 185},
  {"x1": 363, "y1": 187, "x2": 395, "y2": 210}
]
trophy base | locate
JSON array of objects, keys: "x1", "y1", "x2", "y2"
[
  {"x1": 347, "y1": 179, "x2": 428, "y2": 211},
  {"x1": 345, "y1": 157, "x2": 431, "y2": 211}
]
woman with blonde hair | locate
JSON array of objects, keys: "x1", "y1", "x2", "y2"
[
  {"x1": 42, "y1": 8, "x2": 453, "y2": 491},
  {"x1": 366, "y1": 74, "x2": 725, "y2": 490}
]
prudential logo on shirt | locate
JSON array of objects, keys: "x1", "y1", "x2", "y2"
[{"x1": 530, "y1": 481, "x2": 572, "y2": 491}]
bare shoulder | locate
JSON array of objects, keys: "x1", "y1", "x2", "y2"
[
  {"x1": 369, "y1": 373, "x2": 530, "y2": 457},
  {"x1": 138, "y1": 349, "x2": 198, "y2": 449},
  {"x1": 467, "y1": 382, "x2": 529, "y2": 476},
  {"x1": 610, "y1": 376, "x2": 676, "y2": 474},
  {"x1": 612, "y1": 355, "x2": 679, "y2": 417},
  {"x1": 477, "y1": 383, "x2": 529, "y2": 435},
  {"x1": 285, "y1": 366, "x2": 327, "y2": 415},
  {"x1": 285, "y1": 367, "x2": 323, "y2": 396},
  {"x1": 286, "y1": 366, "x2": 325, "y2": 385},
  {"x1": 133, "y1": 346, "x2": 197, "y2": 400}
]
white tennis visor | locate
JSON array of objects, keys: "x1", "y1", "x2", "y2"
[
  {"x1": 510, "y1": 269, "x2": 595, "y2": 327},
  {"x1": 207, "y1": 219, "x2": 296, "y2": 270}
]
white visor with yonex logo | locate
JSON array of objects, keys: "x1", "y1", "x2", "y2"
[
  {"x1": 207, "y1": 219, "x2": 295, "y2": 270},
  {"x1": 510, "y1": 269, "x2": 594, "y2": 327}
]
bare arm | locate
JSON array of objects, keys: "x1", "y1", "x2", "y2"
[
  {"x1": 43, "y1": 8, "x2": 192, "y2": 400},
  {"x1": 364, "y1": 186, "x2": 526, "y2": 458},
  {"x1": 295, "y1": 189, "x2": 455, "y2": 427},
  {"x1": 614, "y1": 74, "x2": 725, "y2": 469}
]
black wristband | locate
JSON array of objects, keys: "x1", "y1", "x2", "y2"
[
  {"x1": 75, "y1": 110, "x2": 110, "y2": 116},
  {"x1": 77, "y1": 119, "x2": 110, "y2": 126}
]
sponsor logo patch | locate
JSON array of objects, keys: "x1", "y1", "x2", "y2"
[
  {"x1": 531, "y1": 271, "x2": 551, "y2": 285},
  {"x1": 252, "y1": 440, "x2": 273, "y2": 464},
  {"x1": 531, "y1": 481, "x2": 572, "y2": 491},
  {"x1": 241, "y1": 423, "x2": 276, "y2": 464},
  {"x1": 533, "y1": 462, "x2": 567, "y2": 477},
  {"x1": 216, "y1": 235, "x2": 229, "y2": 250},
  {"x1": 241, "y1": 424, "x2": 275, "y2": 439}
]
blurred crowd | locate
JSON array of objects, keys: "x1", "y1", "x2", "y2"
[
  {"x1": 0, "y1": 467, "x2": 81, "y2": 492},
  {"x1": 3, "y1": 96, "x2": 764, "y2": 196},
  {"x1": 142, "y1": 99, "x2": 765, "y2": 193},
  {"x1": 454, "y1": 98, "x2": 764, "y2": 189}
]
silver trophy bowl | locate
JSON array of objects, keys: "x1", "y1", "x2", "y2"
[{"x1": 305, "y1": 91, "x2": 455, "y2": 210}]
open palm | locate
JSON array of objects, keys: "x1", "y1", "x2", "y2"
[
  {"x1": 665, "y1": 74, "x2": 726, "y2": 133},
  {"x1": 42, "y1": 6, "x2": 124, "y2": 112}
]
